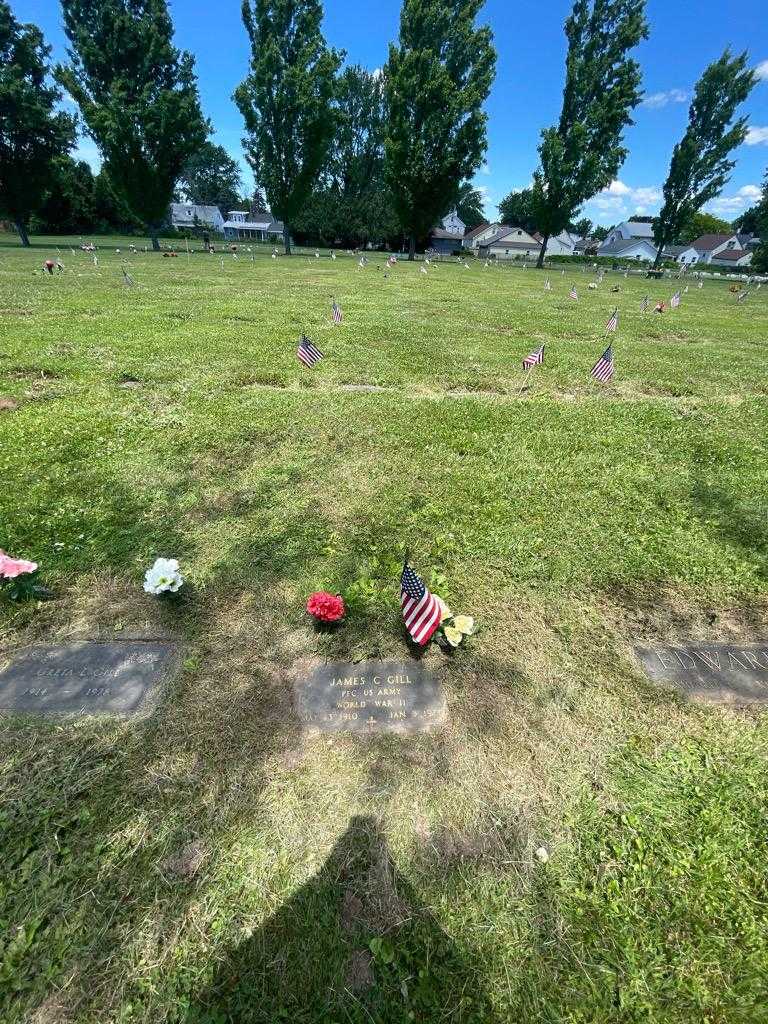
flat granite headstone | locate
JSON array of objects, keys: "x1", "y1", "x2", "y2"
[
  {"x1": 0, "y1": 641, "x2": 178, "y2": 718},
  {"x1": 293, "y1": 660, "x2": 447, "y2": 734},
  {"x1": 634, "y1": 644, "x2": 768, "y2": 706}
]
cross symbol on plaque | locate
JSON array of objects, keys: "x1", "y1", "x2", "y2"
[{"x1": 367, "y1": 716, "x2": 376, "y2": 726}]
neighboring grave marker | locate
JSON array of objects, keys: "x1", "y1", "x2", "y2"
[
  {"x1": 634, "y1": 644, "x2": 768, "y2": 706},
  {"x1": 293, "y1": 660, "x2": 447, "y2": 734},
  {"x1": 0, "y1": 642, "x2": 178, "y2": 717}
]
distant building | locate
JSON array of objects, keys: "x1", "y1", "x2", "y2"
[
  {"x1": 428, "y1": 210, "x2": 466, "y2": 254},
  {"x1": 222, "y1": 211, "x2": 285, "y2": 241},
  {"x1": 599, "y1": 220, "x2": 656, "y2": 249},
  {"x1": 691, "y1": 233, "x2": 753, "y2": 266},
  {"x1": 169, "y1": 203, "x2": 225, "y2": 232},
  {"x1": 533, "y1": 230, "x2": 580, "y2": 256},
  {"x1": 478, "y1": 226, "x2": 541, "y2": 261},
  {"x1": 574, "y1": 237, "x2": 599, "y2": 256},
  {"x1": 463, "y1": 222, "x2": 504, "y2": 250},
  {"x1": 663, "y1": 244, "x2": 700, "y2": 265},
  {"x1": 595, "y1": 237, "x2": 658, "y2": 261}
]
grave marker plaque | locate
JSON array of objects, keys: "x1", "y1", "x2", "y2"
[
  {"x1": 0, "y1": 641, "x2": 178, "y2": 717},
  {"x1": 293, "y1": 660, "x2": 447, "y2": 734},
  {"x1": 634, "y1": 644, "x2": 768, "y2": 706}
]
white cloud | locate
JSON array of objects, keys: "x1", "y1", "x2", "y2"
[
  {"x1": 755, "y1": 60, "x2": 768, "y2": 82},
  {"x1": 745, "y1": 126, "x2": 768, "y2": 146},
  {"x1": 479, "y1": 162, "x2": 491, "y2": 176},
  {"x1": 599, "y1": 181, "x2": 661, "y2": 206},
  {"x1": 73, "y1": 140, "x2": 101, "y2": 171},
  {"x1": 707, "y1": 184, "x2": 761, "y2": 215},
  {"x1": 642, "y1": 88, "x2": 688, "y2": 109}
]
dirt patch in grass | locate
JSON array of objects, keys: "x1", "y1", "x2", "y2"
[
  {"x1": 162, "y1": 839, "x2": 206, "y2": 880},
  {"x1": 4, "y1": 366, "x2": 60, "y2": 380},
  {"x1": 602, "y1": 585, "x2": 768, "y2": 645},
  {"x1": 343, "y1": 949, "x2": 375, "y2": 992},
  {"x1": 0, "y1": 396, "x2": 20, "y2": 412}
]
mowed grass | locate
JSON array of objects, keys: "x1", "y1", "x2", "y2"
[{"x1": 1, "y1": 234, "x2": 767, "y2": 1023}]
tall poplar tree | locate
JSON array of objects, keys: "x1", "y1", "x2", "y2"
[
  {"x1": 57, "y1": 0, "x2": 207, "y2": 250},
  {"x1": 0, "y1": 1, "x2": 76, "y2": 246},
  {"x1": 235, "y1": 0, "x2": 341, "y2": 255},
  {"x1": 652, "y1": 51, "x2": 755, "y2": 269},
  {"x1": 531, "y1": 0, "x2": 648, "y2": 268},
  {"x1": 384, "y1": 0, "x2": 496, "y2": 260}
]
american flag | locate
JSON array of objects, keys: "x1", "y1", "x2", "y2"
[
  {"x1": 297, "y1": 335, "x2": 323, "y2": 368},
  {"x1": 590, "y1": 344, "x2": 614, "y2": 383},
  {"x1": 569, "y1": 285, "x2": 578, "y2": 300},
  {"x1": 544, "y1": 278, "x2": 551, "y2": 291},
  {"x1": 670, "y1": 290, "x2": 681, "y2": 309},
  {"x1": 331, "y1": 299, "x2": 342, "y2": 324},
  {"x1": 641, "y1": 295, "x2": 650, "y2": 312},
  {"x1": 698, "y1": 279, "x2": 703, "y2": 289},
  {"x1": 122, "y1": 267, "x2": 134, "y2": 287},
  {"x1": 523, "y1": 344, "x2": 544, "y2": 369},
  {"x1": 606, "y1": 308, "x2": 619, "y2": 333},
  {"x1": 400, "y1": 562, "x2": 442, "y2": 646},
  {"x1": 420, "y1": 265, "x2": 428, "y2": 275}
]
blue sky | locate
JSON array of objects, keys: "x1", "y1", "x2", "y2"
[{"x1": 14, "y1": 0, "x2": 768, "y2": 227}]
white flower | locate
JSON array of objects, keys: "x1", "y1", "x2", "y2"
[{"x1": 143, "y1": 557, "x2": 184, "y2": 595}]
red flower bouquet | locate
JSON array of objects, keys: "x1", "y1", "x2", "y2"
[{"x1": 306, "y1": 591, "x2": 345, "y2": 623}]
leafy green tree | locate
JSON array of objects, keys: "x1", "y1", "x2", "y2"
[
  {"x1": 57, "y1": 0, "x2": 208, "y2": 250},
  {"x1": 732, "y1": 206, "x2": 760, "y2": 236},
  {"x1": 749, "y1": 171, "x2": 768, "y2": 273},
  {"x1": 0, "y1": 1, "x2": 76, "y2": 246},
  {"x1": 33, "y1": 156, "x2": 94, "y2": 233},
  {"x1": 178, "y1": 142, "x2": 243, "y2": 215},
  {"x1": 497, "y1": 188, "x2": 537, "y2": 232},
  {"x1": 572, "y1": 217, "x2": 593, "y2": 238},
  {"x1": 454, "y1": 182, "x2": 485, "y2": 229},
  {"x1": 531, "y1": 0, "x2": 648, "y2": 268},
  {"x1": 235, "y1": 0, "x2": 341, "y2": 255},
  {"x1": 592, "y1": 224, "x2": 610, "y2": 241},
  {"x1": 676, "y1": 211, "x2": 733, "y2": 244},
  {"x1": 384, "y1": 0, "x2": 496, "y2": 259},
  {"x1": 652, "y1": 50, "x2": 755, "y2": 269},
  {"x1": 92, "y1": 169, "x2": 140, "y2": 233}
]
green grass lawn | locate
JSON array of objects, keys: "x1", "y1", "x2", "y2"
[{"x1": 1, "y1": 234, "x2": 767, "y2": 1023}]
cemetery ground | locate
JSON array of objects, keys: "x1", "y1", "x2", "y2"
[{"x1": 1, "y1": 234, "x2": 767, "y2": 1023}]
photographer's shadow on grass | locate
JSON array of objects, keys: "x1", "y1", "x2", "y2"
[{"x1": 186, "y1": 814, "x2": 499, "y2": 1024}]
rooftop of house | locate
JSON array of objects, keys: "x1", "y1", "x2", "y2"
[
  {"x1": 170, "y1": 203, "x2": 223, "y2": 222},
  {"x1": 481, "y1": 226, "x2": 538, "y2": 248},
  {"x1": 624, "y1": 221, "x2": 656, "y2": 239},
  {"x1": 663, "y1": 244, "x2": 695, "y2": 255},
  {"x1": 711, "y1": 248, "x2": 750, "y2": 262},
  {"x1": 598, "y1": 237, "x2": 657, "y2": 255},
  {"x1": 463, "y1": 222, "x2": 495, "y2": 240},
  {"x1": 690, "y1": 233, "x2": 737, "y2": 251}
]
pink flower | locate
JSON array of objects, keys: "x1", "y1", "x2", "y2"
[
  {"x1": 306, "y1": 591, "x2": 345, "y2": 623},
  {"x1": 0, "y1": 550, "x2": 38, "y2": 579}
]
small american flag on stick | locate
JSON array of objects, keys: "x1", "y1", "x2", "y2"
[
  {"x1": 544, "y1": 278, "x2": 551, "y2": 291},
  {"x1": 590, "y1": 344, "x2": 614, "y2": 383},
  {"x1": 670, "y1": 290, "x2": 681, "y2": 309},
  {"x1": 523, "y1": 344, "x2": 544, "y2": 369},
  {"x1": 297, "y1": 335, "x2": 323, "y2": 368},
  {"x1": 569, "y1": 285, "x2": 578, "y2": 300},
  {"x1": 641, "y1": 295, "x2": 650, "y2": 312},
  {"x1": 400, "y1": 562, "x2": 442, "y2": 646},
  {"x1": 331, "y1": 299, "x2": 343, "y2": 324},
  {"x1": 605, "y1": 308, "x2": 618, "y2": 333}
]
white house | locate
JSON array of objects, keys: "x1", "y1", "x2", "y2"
[
  {"x1": 709, "y1": 248, "x2": 753, "y2": 269},
  {"x1": 169, "y1": 203, "x2": 224, "y2": 232},
  {"x1": 463, "y1": 222, "x2": 504, "y2": 250},
  {"x1": 478, "y1": 226, "x2": 542, "y2": 261},
  {"x1": 600, "y1": 220, "x2": 656, "y2": 249},
  {"x1": 534, "y1": 230, "x2": 580, "y2": 256},
  {"x1": 691, "y1": 233, "x2": 752, "y2": 265},
  {"x1": 441, "y1": 209, "x2": 466, "y2": 235},
  {"x1": 596, "y1": 237, "x2": 658, "y2": 261},
  {"x1": 222, "y1": 211, "x2": 285, "y2": 241},
  {"x1": 663, "y1": 244, "x2": 700, "y2": 265}
]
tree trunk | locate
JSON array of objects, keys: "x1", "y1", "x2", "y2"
[
  {"x1": 149, "y1": 228, "x2": 160, "y2": 252},
  {"x1": 651, "y1": 235, "x2": 665, "y2": 271},
  {"x1": 536, "y1": 233, "x2": 549, "y2": 269},
  {"x1": 408, "y1": 234, "x2": 416, "y2": 261},
  {"x1": 283, "y1": 223, "x2": 291, "y2": 256},
  {"x1": 15, "y1": 220, "x2": 30, "y2": 247}
]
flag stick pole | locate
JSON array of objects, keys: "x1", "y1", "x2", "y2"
[{"x1": 518, "y1": 366, "x2": 533, "y2": 396}]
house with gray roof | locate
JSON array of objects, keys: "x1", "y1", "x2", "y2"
[
  {"x1": 596, "y1": 236, "x2": 658, "y2": 261},
  {"x1": 222, "y1": 211, "x2": 285, "y2": 242},
  {"x1": 478, "y1": 226, "x2": 541, "y2": 260},
  {"x1": 170, "y1": 203, "x2": 225, "y2": 232}
]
